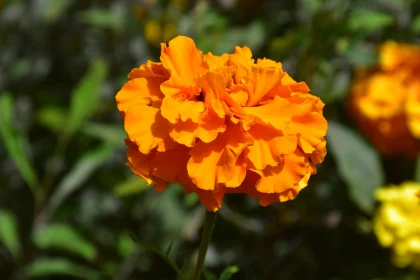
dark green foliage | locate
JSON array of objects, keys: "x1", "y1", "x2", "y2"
[{"x1": 0, "y1": 0, "x2": 419, "y2": 279}]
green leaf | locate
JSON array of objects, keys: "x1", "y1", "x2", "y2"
[
  {"x1": 37, "y1": 106, "x2": 68, "y2": 133},
  {"x1": 78, "y1": 9, "x2": 124, "y2": 31},
  {"x1": 44, "y1": 144, "x2": 114, "y2": 219},
  {"x1": 113, "y1": 176, "x2": 149, "y2": 197},
  {"x1": 219, "y1": 265, "x2": 240, "y2": 280},
  {"x1": 67, "y1": 60, "x2": 108, "y2": 136},
  {"x1": 412, "y1": 16, "x2": 420, "y2": 33},
  {"x1": 165, "y1": 240, "x2": 174, "y2": 257},
  {"x1": 341, "y1": 41, "x2": 377, "y2": 67},
  {"x1": 0, "y1": 210, "x2": 20, "y2": 258},
  {"x1": 202, "y1": 268, "x2": 217, "y2": 280},
  {"x1": 134, "y1": 239, "x2": 181, "y2": 276},
  {"x1": 33, "y1": 224, "x2": 97, "y2": 261},
  {"x1": 0, "y1": 93, "x2": 39, "y2": 189},
  {"x1": 349, "y1": 10, "x2": 393, "y2": 33},
  {"x1": 81, "y1": 122, "x2": 126, "y2": 147},
  {"x1": 26, "y1": 258, "x2": 100, "y2": 280},
  {"x1": 327, "y1": 122, "x2": 385, "y2": 213},
  {"x1": 37, "y1": 108, "x2": 125, "y2": 147},
  {"x1": 43, "y1": 0, "x2": 72, "y2": 22},
  {"x1": 118, "y1": 233, "x2": 136, "y2": 258}
]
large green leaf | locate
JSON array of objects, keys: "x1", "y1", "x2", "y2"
[
  {"x1": 67, "y1": 60, "x2": 108, "y2": 136},
  {"x1": 349, "y1": 10, "x2": 393, "y2": 33},
  {"x1": 44, "y1": 144, "x2": 114, "y2": 219},
  {"x1": 0, "y1": 93, "x2": 39, "y2": 190},
  {"x1": 26, "y1": 258, "x2": 100, "y2": 280},
  {"x1": 327, "y1": 122, "x2": 385, "y2": 213},
  {"x1": 33, "y1": 224, "x2": 97, "y2": 261},
  {"x1": 0, "y1": 210, "x2": 20, "y2": 258}
]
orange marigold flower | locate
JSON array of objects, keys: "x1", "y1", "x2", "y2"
[
  {"x1": 348, "y1": 42, "x2": 420, "y2": 157},
  {"x1": 116, "y1": 36, "x2": 328, "y2": 211}
]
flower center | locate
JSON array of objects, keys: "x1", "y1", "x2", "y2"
[{"x1": 196, "y1": 90, "x2": 205, "y2": 102}]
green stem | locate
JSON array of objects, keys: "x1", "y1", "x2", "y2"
[
  {"x1": 193, "y1": 210, "x2": 218, "y2": 280},
  {"x1": 36, "y1": 135, "x2": 69, "y2": 212}
]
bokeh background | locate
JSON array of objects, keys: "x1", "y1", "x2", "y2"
[{"x1": 1, "y1": 0, "x2": 420, "y2": 279}]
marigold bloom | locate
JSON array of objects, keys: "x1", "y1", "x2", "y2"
[
  {"x1": 374, "y1": 182, "x2": 420, "y2": 269},
  {"x1": 116, "y1": 36, "x2": 328, "y2": 211},
  {"x1": 348, "y1": 42, "x2": 420, "y2": 157}
]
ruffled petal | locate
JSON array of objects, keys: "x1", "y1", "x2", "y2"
[
  {"x1": 169, "y1": 111, "x2": 226, "y2": 147},
  {"x1": 246, "y1": 123, "x2": 297, "y2": 170},
  {"x1": 196, "y1": 188, "x2": 226, "y2": 212},
  {"x1": 205, "y1": 52, "x2": 229, "y2": 69},
  {"x1": 256, "y1": 58, "x2": 283, "y2": 69},
  {"x1": 128, "y1": 61, "x2": 169, "y2": 79},
  {"x1": 160, "y1": 36, "x2": 206, "y2": 97},
  {"x1": 160, "y1": 96, "x2": 206, "y2": 123},
  {"x1": 289, "y1": 98, "x2": 328, "y2": 154},
  {"x1": 116, "y1": 77, "x2": 165, "y2": 113},
  {"x1": 187, "y1": 122, "x2": 252, "y2": 190},
  {"x1": 125, "y1": 139, "x2": 168, "y2": 192},
  {"x1": 124, "y1": 103, "x2": 175, "y2": 154},
  {"x1": 229, "y1": 46, "x2": 254, "y2": 82},
  {"x1": 228, "y1": 85, "x2": 249, "y2": 107},
  {"x1": 198, "y1": 71, "x2": 227, "y2": 118},
  {"x1": 246, "y1": 66, "x2": 285, "y2": 106},
  {"x1": 254, "y1": 149, "x2": 308, "y2": 194},
  {"x1": 243, "y1": 96, "x2": 296, "y2": 131},
  {"x1": 310, "y1": 140, "x2": 327, "y2": 165},
  {"x1": 150, "y1": 145, "x2": 190, "y2": 182}
]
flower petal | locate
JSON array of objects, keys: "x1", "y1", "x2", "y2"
[
  {"x1": 289, "y1": 98, "x2": 328, "y2": 154},
  {"x1": 160, "y1": 36, "x2": 206, "y2": 97},
  {"x1": 187, "y1": 122, "x2": 252, "y2": 190},
  {"x1": 125, "y1": 139, "x2": 168, "y2": 192},
  {"x1": 198, "y1": 71, "x2": 227, "y2": 118},
  {"x1": 229, "y1": 46, "x2": 254, "y2": 82},
  {"x1": 169, "y1": 111, "x2": 226, "y2": 147},
  {"x1": 205, "y1": 52, "x2": 229, "y2": 69},
  {"x1": 125, "y1": 103, "x2": 175, "y2": 154},
  {"x1": 243, "y1": 96, "x2": 296, "y2": 131},
  {"x1": 149, "y1": 145, "x2": 190, "y2": 183},
  {"x1": 160, "y1": 96, "x2": 206, "y2": 123},
  {"x1": 254, "y1": 149, "x2": 308, "y2": 194},
  {"x1": 128, "y1": 61, "x2": 169, "y2": 79},
  {"x1": 116, "y1": 77, "x2": 165, "y2": 113},
  {"x1": 246, "y1": 66, "x2": 285, "y2": 106},
  {"x1": 247, "y1": 123, "x2": 297, "y2": 170}
]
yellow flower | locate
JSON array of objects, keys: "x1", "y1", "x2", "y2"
[
  {"x1": 116, "y1": 36, "x2": 328, "y2": 211},
  {"x1": 348, "y1": 42, "x2": 420, "y2": 157},
  {"x1": 374, "y1": 182, "x2": 420, "y2": 269}
]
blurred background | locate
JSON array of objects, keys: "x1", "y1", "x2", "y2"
[{"x1": 1, "y1": 0, "x2": 420, "y2": 279}]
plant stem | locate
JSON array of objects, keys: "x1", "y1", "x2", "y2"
[{"x1": 193, "y1": 210, "x2": 218, "y2": 280}]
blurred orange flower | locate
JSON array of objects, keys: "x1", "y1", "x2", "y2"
[
  {"x1": 348, "y1": 42, "x2": 420, "y2": 157},
  {"x1": 116, "y1": 36, "x2": 328, "y2": 211}
]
